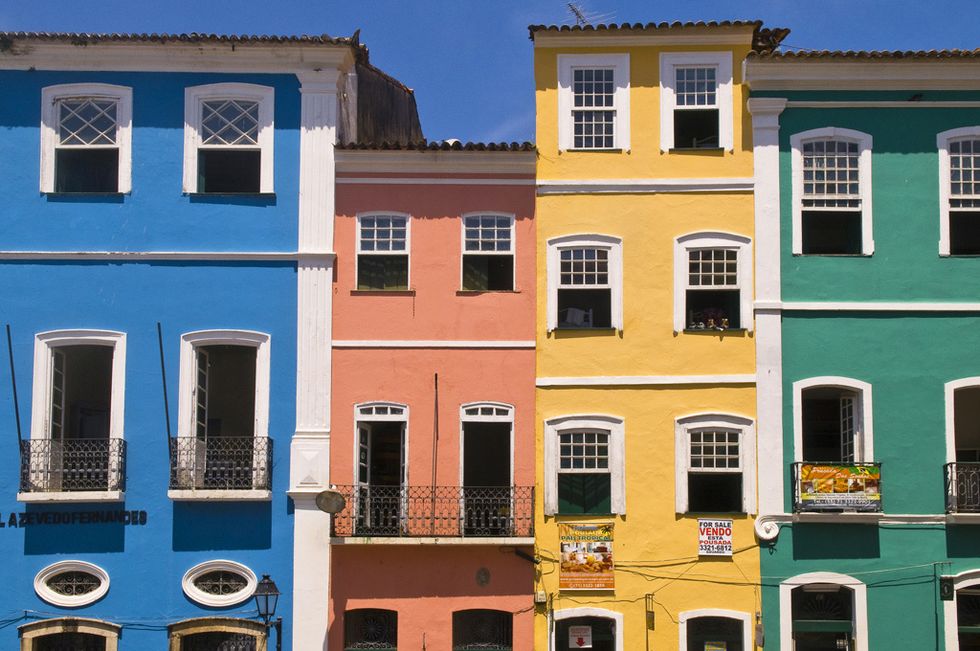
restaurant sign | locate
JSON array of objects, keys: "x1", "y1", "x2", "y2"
[
  {"x1": 559, "y1": 523, "x2": 614, "y2": 590},
  {"x1": 798, "y1": 464, "x2": 880, "y2": 511}
]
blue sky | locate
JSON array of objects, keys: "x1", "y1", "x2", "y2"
[{"x1": 4, "y1": 1, "x2": 980, "y2": 143}]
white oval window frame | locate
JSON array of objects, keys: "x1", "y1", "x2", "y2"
[
  {"x1": 182, "y1": 559, "x2": 257, "y2": 607},
  {"x1": 34, "y1": 560, "x2": 110, "y2": 608}
]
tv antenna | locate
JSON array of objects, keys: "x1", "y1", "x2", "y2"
[{"x1": 568, "y1": 3, "x2": 589, "y2": 26}]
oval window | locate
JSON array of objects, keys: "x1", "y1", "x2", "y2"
[
  {"x1": 182, "y1": 560, "x2": 257, "y2": 607},
  {"x1": 34, "y1": 561, "x2": 110, "y2": 607}
]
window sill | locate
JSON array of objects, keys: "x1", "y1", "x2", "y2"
[
  {"x1": 185, "y1": 192, "x2": 276, "y2": 197},
  {"x1": 794, "y1": 253, "x2": 872, "y2": 258},
  {"x1": 331, "y1": 536, "x2": 535, "y2": 546},
  {"x1": 683, "y1": 328, "x2": 747, "y2": 334},
  {"x1": 563, "y1": 148, "x2": 624, "y2": 153},
  {"x1": 668, "y1": 147, "x2": 725, "y2": 154},
  {"x1": 456, "y1": 289, "x2": 521, "y2": 295},
  {"x1": 553, "y1": 327, "x2": 617, "y2": 332},
  {"x1": 17, "y1": 490, "x2": 124, "y2": 503},
  {"x1": 681, "y1": 511, "x2": 748, "y2": 518},
  {"x1": 350, "y1": 289, "x2": 416, "y2": 296},
  {"x1": 792, "y1": 512, "x2": 883, "y2": 524},
  {"x1": 168, "y1": 489, "x2": 272, "y2": 502},
  {"x1": 44, "y1": 192, "x2": 127, "y2": 197},
  {"x1": 946, "y1": 513, "x2": 980, "y2": 524}
]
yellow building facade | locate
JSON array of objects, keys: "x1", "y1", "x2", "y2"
[{"x1": 531, "y1": 21, "x2": 787, "y2": 651}]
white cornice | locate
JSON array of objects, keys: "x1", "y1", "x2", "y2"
[
  {"x1": 786, "y1": 100, "x2": 980, "y2": 108},
  {"x1": 0, "y1": 250, "x2": 328, "y2": 261},
  {"x1": 335, "y1": 150, "x2": 536, "y2": 175},
  {"x1": 338, "y1": 177, "x2": 535, "y2": 186},
  {"x1": 0, "y1": 42, "x2": 354, "y2": 73},
  {"x1": 333, "y1": 340, "x2": 535, "y2": 349},
  {"x1": 537, "y1": 177, "x2": 754, "y2": 194},
  {"x1": 537, "y1": 374, "x2": 756, "y2": 387},
  {"x1": 746, "y1": 60, "x2": 980, "y2": 90},
  {"x1": 533, "y1": 32, "x2": 753, "y2": 49},
  {"x1": 761, "y1": 301, "x2": 980, "y2": 312}
]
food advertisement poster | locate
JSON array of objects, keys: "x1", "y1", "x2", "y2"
[
  {"x1": 698, "y1": 518, "x2": 733, "y2": 557},
  {"x1": 559, "y1": 523, "x2": 614, "y2": 590},
  {"x1": 798, "y1": 464, "x2": 881, "y2": 511}
]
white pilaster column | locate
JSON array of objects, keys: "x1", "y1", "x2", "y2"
[
  {"x1": 748, "y1": 97, "x2": 787, "y2": 519},
  {"x1": 291, "y1": 69, "x2": 343, "y2": 651}
]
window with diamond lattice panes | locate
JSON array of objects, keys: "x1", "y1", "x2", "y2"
[
  {"x1": 197, "y1": 99, "x2": 261, "y2": 193},
  {"x1": 558, "y1": 429, "x2": 611, "y2": 514},
  {"x1": 673, "y1": 66, "x2": 719, "y2": 149},
  {"x1": 557, "y1": 248, "x2": 611, "y2": 328},
  {"x1": 948, "y1": 138, "x2": 980, "y2": 254},
  {"x1": 55, "y1": 98, "x2": 120, "y2": 192},
  {"x1": 462, "y1": 215, "x2": 514, "y2": 291},
  {"x1": 357, "y1": 215, "x2": 409, "y2": 290},
  {"x1": 686, "y1": 248, "x2": 740, "y2": 330},
  {"x1": 801, "y1": 138, "x2": 864, "y2": 254},
  {"x1": 687, "y1": 429, "x2": 743, "y2": 513},
  {"x1": 344, "y1": 609, "x2": 398, "y2": 650},
  {"x1": 572, "y1": 68, "x2": 616, "y2": 149}
]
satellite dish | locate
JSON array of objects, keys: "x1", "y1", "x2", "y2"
[{"x1": 315, "y1": 489, "x2": 346, "y2": 514}]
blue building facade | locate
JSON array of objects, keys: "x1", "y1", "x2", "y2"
[{"x1": 0, "y1": 32, "x2": 420, "y2": 650}]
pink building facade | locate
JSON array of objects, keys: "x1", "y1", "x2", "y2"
[{"x1": 329, "y1": 143, "x2": 537, "y2": 651}]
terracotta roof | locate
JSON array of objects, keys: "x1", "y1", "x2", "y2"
[
  {"x1": 528, "y1": 21, "x2": 789, "y2": 53},
  {"x1": 0, "y1": 31, "x2": 353, "y2": 46},
  {"x1": 748, "y1": 49, "x2": 980, "y2": 60},
  {"x1": 337, "y1": 141, "x2": 536, "y2": 152}
]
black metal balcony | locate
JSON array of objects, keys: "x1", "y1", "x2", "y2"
[
  {"x1": 19, "y1": 438, "x2": 126, "y2": 493},
  {"x1": 792, "y1": 462, "x2": 882, "y2": 513},
  {"x1": 946, "y1": 462, "x2": 980, "y2": 513},
  {"x1": 169, "y1": 436, "x2": 272, "y2": 491},
  {"x1": 330, "y1": 485, "x2": 534, "y2": 538}
]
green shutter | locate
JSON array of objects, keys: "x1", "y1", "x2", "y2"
[{"x1": 558, "y1": 473, "x2": 612, "y2": 514}]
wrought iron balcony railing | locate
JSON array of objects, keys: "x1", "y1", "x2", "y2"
[
  {"x1": 19, "y1": 438, "x2": 127, "y2": 493},
  {"x1": 946, "y1": 462, "x2": 980, "y2": 513},
  {"x1": 792, "y1": 462, "x2": 882, "y2": 513},
  {"x1": 330, "y1": 485, "x2": 534, "y2": 538},
  {"x1": 169, "y1": 436, "x2": 272, "y2": 491}
]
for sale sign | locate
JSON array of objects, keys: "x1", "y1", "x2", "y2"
[
  {"x1": 568, "y1": 625, "x2": 592, "y2": 648},
  {"x1": 698, "y1": 518, "x2": 733, "y2": 556}
]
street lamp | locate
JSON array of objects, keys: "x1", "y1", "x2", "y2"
[{"x1": 254, "y1": 574, "x2": 282, "y2": 651}]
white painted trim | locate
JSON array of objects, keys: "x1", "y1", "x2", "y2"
[
  {"x1": 788, "y1": 100, "x2": 980, "y2": 109},
  {"x1": 534, "y1": 31, "x2": 754, "y2": 48},
  {"x1": 945, "y1": 377, "x2": 980, "y2": 464},
  {"x1": 745, "y1": 60, "x2": 980, "y2": 91},
  {"x1": 459, "y1": 212, "x2": 516, "y2": 292},
  {"x1": 673, "y1": 231, "x2": 753, "y2": 333},
  {"x1": 536, "y1": 177, "x2": 754, "y2": 194},
  {"x1": 330, "y1": 536, "x2": 535, "y2": 546},
  {"x1": 333, "y1": 340, "x2": 535, "y2": 349},
  {"x1": 944, "y1": 568, "x2": 980, "y2": 650},
  {"x1": 168, "y1": 489, "x2": 272, "y2": 501},
  {"x1": 354, "y1": 401, "x2": 410, "y2": 487},
  {"x1": 0, "y1": 251, "x2": 313, "y2": 261},
  {"x1": 550, "y1": 607, "x2": 625, "y2": 651},
  {"x1": 335, "y1": 149, "x2": 537, "y2": 175},
  {"x1": 674, "y1": 413, "x2": 756, "y2": 515},
  {"x1": 34, "y1": 560, "x2": 110, "y2": 607},
  {"x1": 937, "y1": 126, "x2": 980, "y2": 256},
  {"x1": 779, "y1": 301, "x2": 980, "y2": 312},
  {"x1": 537, "y1": 374, "x2": 755, "y2": 387},
  {"x1": 546, "y1": 234, "x2": 623, "y2": 332},
  {"x1": 30, "y1": 329, "x2": 127, "y2": 441},
  {"x1": 779, "y1": 572, "x2": 868, "y2": 651},
  {"x1": 543, "y1": 415, "x2": 625, "y2": 515},
  {"x1": 181, "y1": 559, "x2": 257, "y2": 607},
  {"x1": 790, "y1": 127, "x2": 874, "y2": 256},
  {"x1": 17, "y1": 490, "x2": 124, "y2": 503},
  {"x1": 678, "y1": 609, "x2": 752, "y2": 651},
  {"x1": 557, "y1": 54, "x2": 630, "y2": 151},
  {"x1": 792, "y1": 377, "x2": 874, "y2": 462},
  {"x1": 459, "y1": 402, "x2": 515, "y2": 490},
  {"x1": 40, "y1": 83, "x2": 133, "y2": 194},
  {"x1": 339, "y1": 177, "x2": 536, "y2": 186},
  {"x1": 761, "y1": 512, "x2": 949, "y2": 525},
  {"x1": 183, "y1": 83, "x2": 275, "y2": 194},
  {"x1": 660, "y1": 51, "x2": 734, "y2": 152},
  {"x1": 176, "y1": 330, "x2": 271, "y2": 440},
  {"x1": 356, "y1": 211, "x2": 411, "y2": 290}
]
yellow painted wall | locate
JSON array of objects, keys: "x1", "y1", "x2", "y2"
[{"x1": 533, "y1": 28, "x2": 761, "y2": 650}]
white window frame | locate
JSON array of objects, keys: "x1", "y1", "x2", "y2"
[
  {"x1": 354, "y1": 401, "x2": 410, "y2": 487},
  {"x1": 356, "y1": 211, "x2": 412, "y2": 290},
  {"x1": 550, "y1": 607, "x2": 624, "y2": 651},
  {"x1": 790, "y1": 127, "x2": 874, "y2": 256},
  {"x1": 459, "y1": 401, "x2": 515, "y2": 488},
  {"x1": 183, "y1": 82, "x2": 275, "y2": 194},
  {"x1": 937, "y1": 126, "x2": 980, "y2": 256},
  {"x1": 459, "y1": 212, "x2": 516, "y2": 291},
  {"x1": 40, "y1": 83, "x2": 133, "y2": 194},
  {"x1": 34, "y1": 560, "x2": 110, "y2": 608},
  {"x1": 674, "y1": 413, "x2": 756, "y2": 515},
  {"x1": 544, "y1": 415, "x2": 625, "y2": 516},
  {"x1": 678, "y1": 609, "x2": 752, "y2": 651},
  {"x1": 673, "y1": 232, "x2": 753, "y2": 333},
  {"x1": 547, "y1": 234, "x2": 623, "y2": 332},
  {"x1": 945, "y1": 377, "x2": 980, "y2": 464},
  {"x1": 181, "y1": 559, "x2": 258, "y2": 608},
  {"x1": 557, "y1": 54, "x2": 630, "y2": 151},
  {"x1": 780, "y1": 572, "x2": 868, "y2": 651},
  {"x1": 792, "y1": 377, "x2": 874, "y2": 463},
  {"x1": 659, "y1": 52, "x2": 733, "y2": 152},
  {"x1": 943, "y1": 569, "x2": 980, "y2": 650}
]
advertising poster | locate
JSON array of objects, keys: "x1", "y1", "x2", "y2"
[
  {"x1": 797, "y1": 464, "x2": 881, "y2": 511},
  {"x1": 705, "y1": 643, "x2": 727, "y2": 651},
  {"x1": 568, "y1": 625, "x2": 592, "y2": 648},
  {"x1": 559, "y1": 523, "x2": 614, "y2": 590},
  {"x1": 698, "y1": 518, "x2": 733, "y2": 557}
]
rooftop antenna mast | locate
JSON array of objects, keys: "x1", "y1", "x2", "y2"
[{"x1": 568, "y1": 3, "x2": 589, "y2": 26}]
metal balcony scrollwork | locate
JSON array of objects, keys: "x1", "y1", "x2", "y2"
[
  {"x1": 169, "y1": 436, "x2": 272, "y2": 491},
  {"x1": 946, "y1": 462, "x2": 980, "y2": 513},
  {"x1": 19, "y1": 438, "x2": 126, "y2": 493}
]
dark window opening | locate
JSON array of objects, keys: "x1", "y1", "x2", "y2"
[
  {"x1": 453, "y1": 609, "x2": 512, "y2": 651},
  {"x1": 52, "y1": 345, "x2": 113, "y2": 441},
  {"x1": 556, "y1": 617, "x2": 615, "y2": 651},
  {"x1": 196, "y1": 345, "x2": 257, "y2": 439},
  {"x1": 558, "y1": 473, "x2": 611, "y2": 514},
  {"x1": 951, "y1": 212, "x2": 980, "y2": 255},
  {"x1": 36, "y1": 632, "x2": 108, "y2": 651},
  {"x1": 791, "y1": 585, "x2": 854, "y2": 651},
  {"x1": 197, "y1": 149, "x2": 261, "y2": 194},
  {"x1": 687, "y1": 616, "x2": 744, "y2": 651},
  {"x1": 180, "y1": 631, "x2": 258, "y2": 651},
  {"x1": 345, "y1": 609, "x2": 397, "y2": 651},
  {"x1": 802, "y1": 211, "x2": 862, "y2": 255},
  {"x1": 463, "y1": 254, "x2": 514, "y2": 291},
  {"x1": 558, "y1": 288, "x2": 611, "y2": 328},
  {"x1": 673, "y1": 109, "x2": 719, "y2": 149},
  {"x1": 801, "y1": 388, "x2": 858, "y2": 463},
  {"x1": 686, "y1": 289, "x2": 740, "y2": 330},
  {"x1": 688, "y1": 474, "x2": 743, "y2": 513},
  {"x1": 955, "y1": 387, "x2": 980, "y2": 462},
  {"x1": 55, "y1": 149, "x2": 119, "y2": 193},
  {"x1": 358, "y1": 255, "x2": 409, "y2": 290}
]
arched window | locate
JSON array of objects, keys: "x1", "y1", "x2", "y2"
[
  {"x1": 344, "y1": 609, "x2": 397, "y2": 650},
  {"x1": 168, "y1": 618, "x2": 267, "y2": 651},
  {"x1": 353, "y1": 403, "x2": 408, "y2": 536},
  {"x1": 942, "y1": 569, "x2": 980, "y2": 650},
  {"x1": 673, "y1": 232, "x2": 753, "y2": 333},
  {"x1": 675, "y1": 414, "x2": 756, "y2": 515},
  {"x1": 679, "y1": 609, "x2": 751, "y2": 651},
  {"x1": 544, "y1": 415, "x2": 625, "y2": 516},
  {"x1": 553, "y1": 607, "x2": 623, "y2": 651},
  {"x1": 452, "y1": 609, "x2": 512, "y2": 650},
  {"x1": 546, "y1": 234, "x2": 623, "y2": 332},
  {"x1": 20, "y1": 618, "x2": 120, "y2": 651},
  {"x1": 938, "y1": 127, "x2": 980, "y2": 255},
  {"x1": 460, "y1": 403, "x2": 516, "y2": 536},
  {"x1": 779, "y1": 572, "x2": 868, "y2": 651}
]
